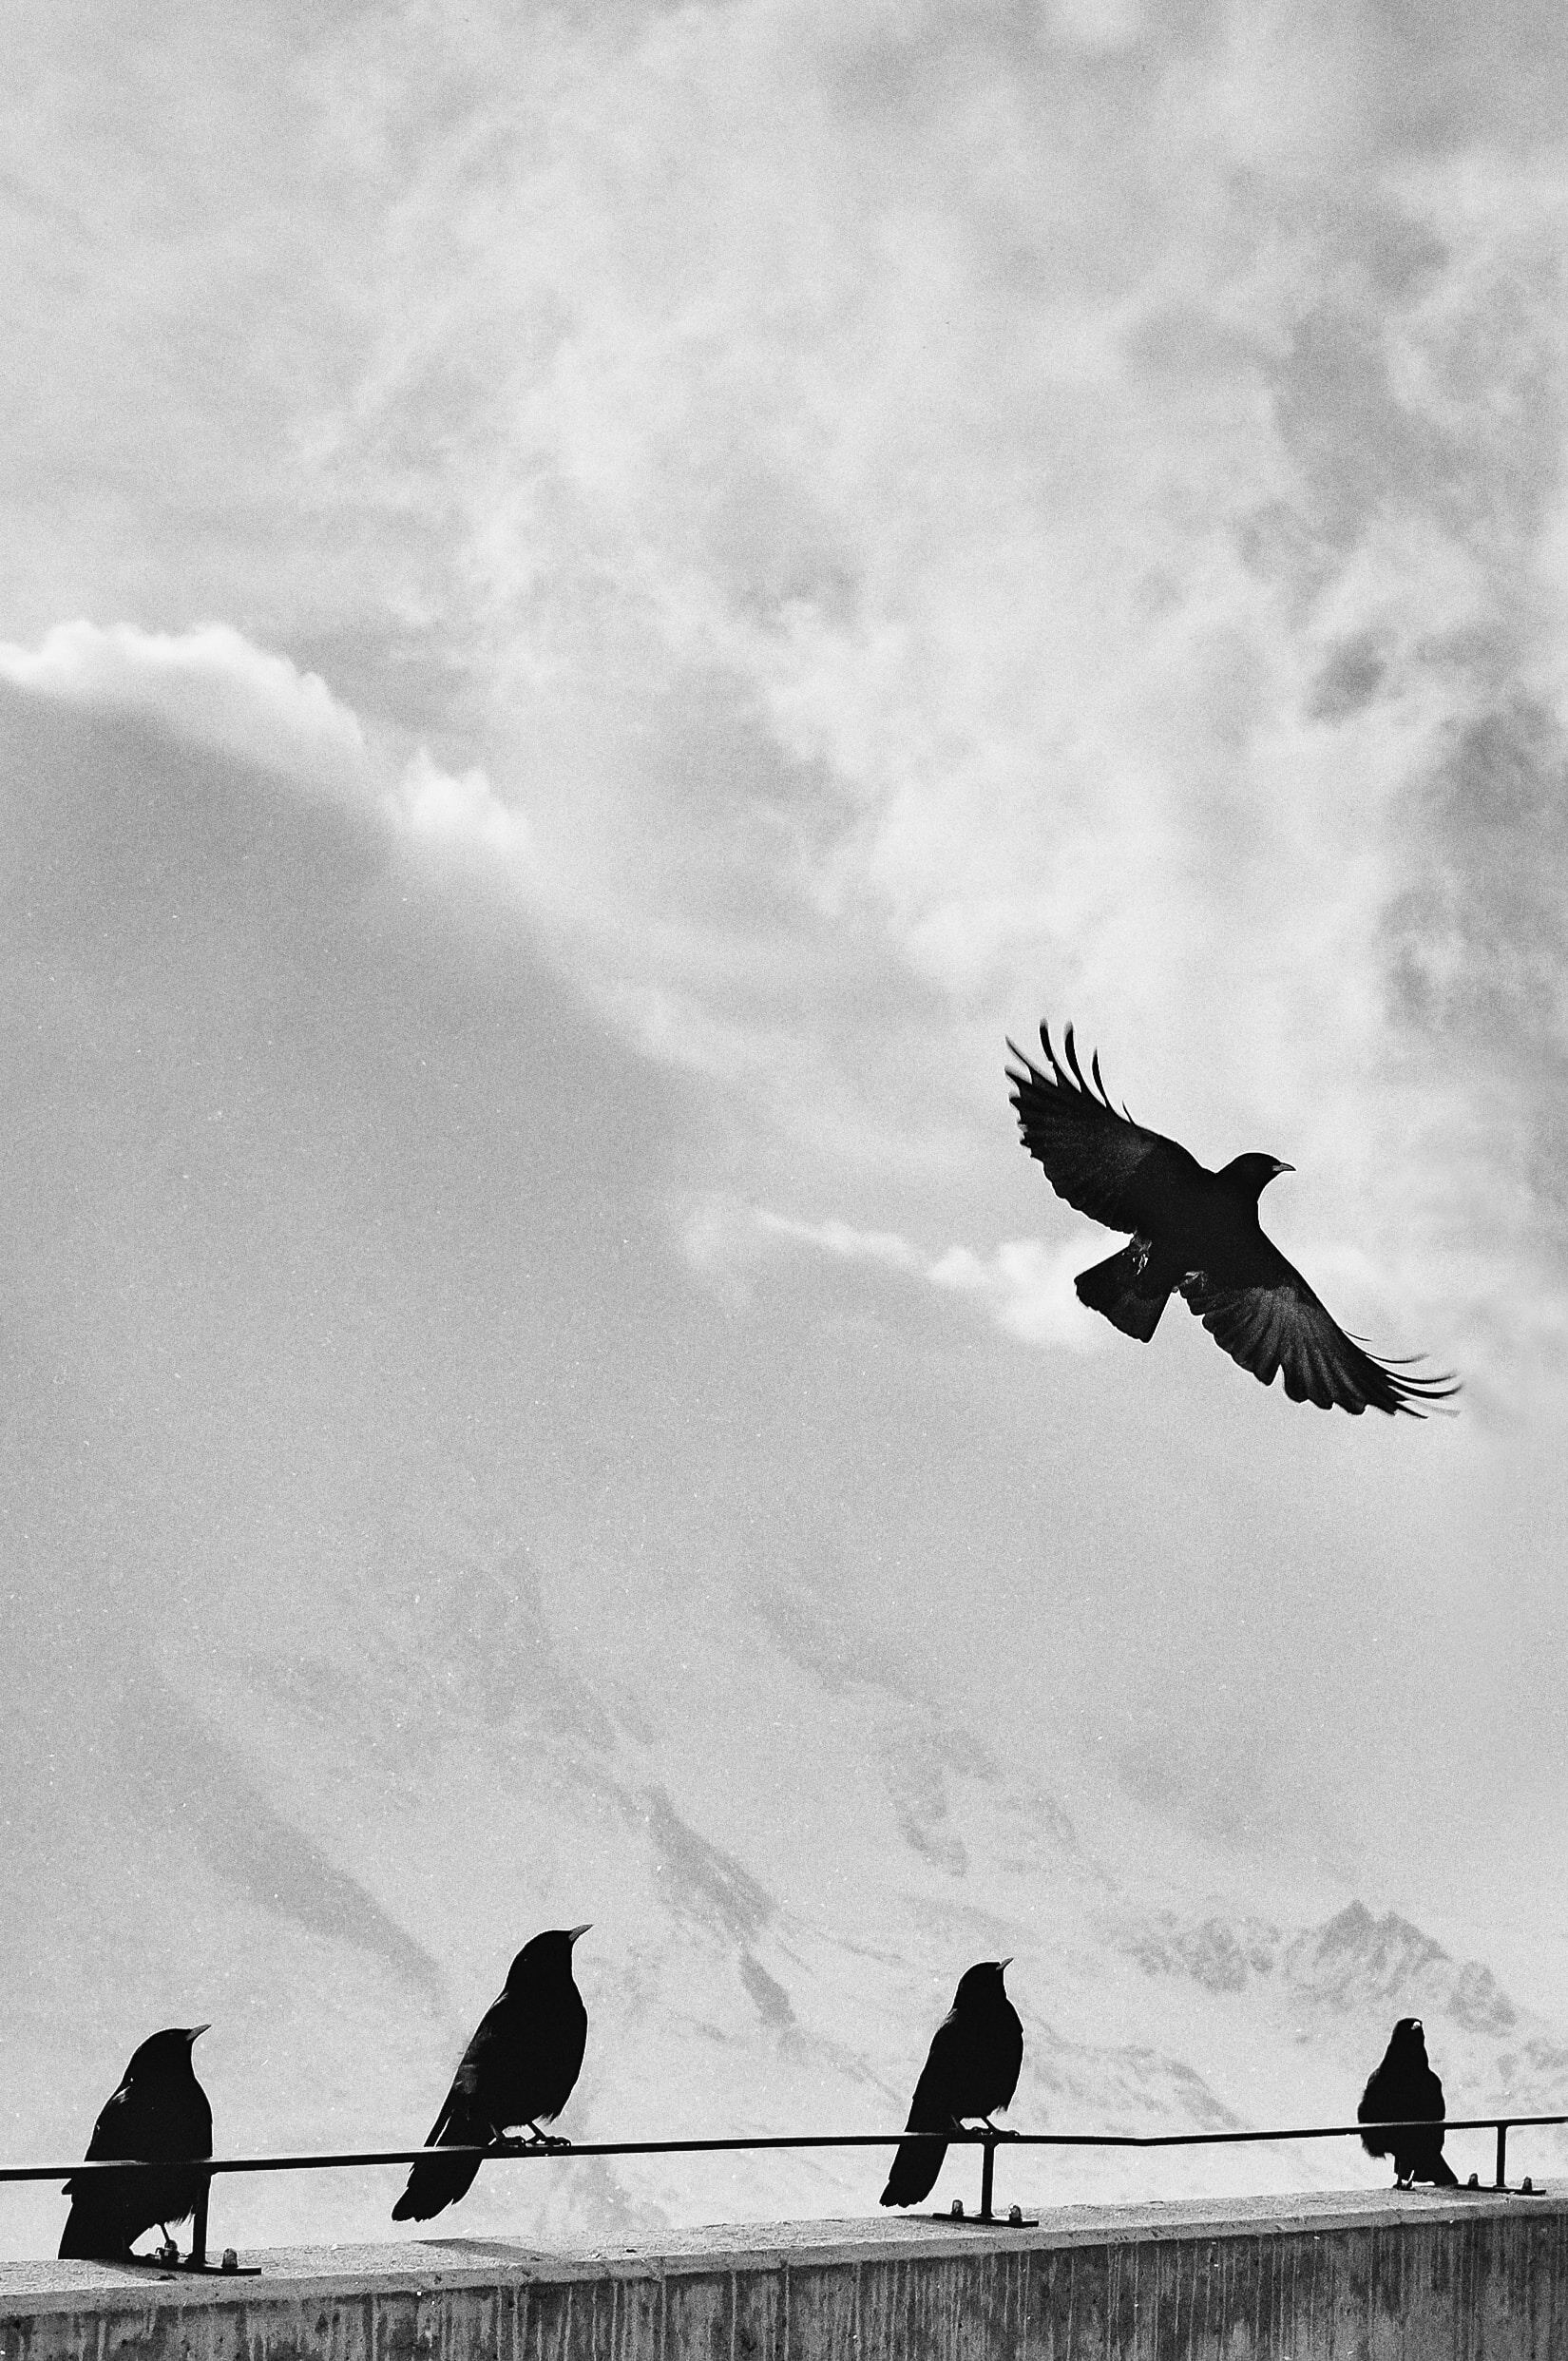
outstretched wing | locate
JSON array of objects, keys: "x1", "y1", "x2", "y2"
[
  {"x1": 1006, "y1": 1021, "x2": 1205, "y2": 1236},
  {"x1": 1180, "y1": 1253, "x2": 1460, "y2": 1417}
]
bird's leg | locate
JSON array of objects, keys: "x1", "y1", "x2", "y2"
[
  {"x1": 526, "y1": 2121, "x2": 572, "y2": 2152},
  {"x1": 980, "y1": 2117, "x2": 1019, "y2": 2140},
  {"x1": 154, "y1": 2228, "x2": 181, "y2": 2263}
]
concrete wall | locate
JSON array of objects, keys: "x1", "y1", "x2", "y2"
[{"x1": 4, "y1": 2186, "x2": 1567, "y2": 2361}]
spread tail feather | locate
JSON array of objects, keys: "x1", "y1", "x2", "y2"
[{"x1": 1075, "y1": 1243, "x2": 1171, "y2": 1341}]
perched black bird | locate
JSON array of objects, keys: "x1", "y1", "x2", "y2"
[
  {"x1": 59, "y1": 2026, "x2": 213, "y2": 2260},
  {"x1": 1359, "y1": 2017, "x2": 1458, "y2": 2187},
  {"x1": 880, "y1": 1960, "x2": 1023, "y2": 2209},
  {"x1": 392, "y1": 1925, "x2": 590, "y2": 2222},
  {"x1": 1006, "y1": 1021, "x2": 1458, "y2": 1415}
]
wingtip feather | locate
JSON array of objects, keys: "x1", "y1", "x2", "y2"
[{"x1": 1014, "y1": 1017, "x2": 1128, "y2": 1122}]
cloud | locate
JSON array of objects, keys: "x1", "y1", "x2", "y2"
[
  {"x1": 8, "y1": 10, "x2": 1567, "y2": 1410},
  {"x1": 1044, "y1": 0, "x2": 1142, "y2": 56},
  {"x1": 389, "y1": 744, "x2": 531, "y2": 860},
  {"x1": 0, "y1": 620, "x2": 370, "y2": 794},
  {"x1": 0, "y1": 618, "x2": 529, "y2": 876},
  {"x1": 752, "y1": 1207, "x2": 926, "y2": 1276},
  {"x1": 209, "y1": 0, "x2": 1562, "y2": 1406},
  {"x1": 684, "y1": 1196, "x2": 1101, "y2": 1352},
  {"x1": 928, "y1": 1238, "x2": 1102, "y2": 1352}
]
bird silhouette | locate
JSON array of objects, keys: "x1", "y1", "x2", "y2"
[
  {"x1": 880, "y1": 1960, "x2": 1023, "y2": 2209},
  {"x1": 392, "y1": 1925, "x2": 590, "y2": 2222},
  {"x1": 1359, "y1": 2017, "x2": 1458, "y2": 2187},
  {"x1": 1006, "y1": 1021, "x2": 1458, "y2": 1414},
  {"x1": 58, "y1": 2026, "x2": 213, "y2": 2260}
]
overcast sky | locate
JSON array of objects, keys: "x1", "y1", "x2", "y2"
[{"x1": 4, "y1": 0, "x2": 1568, "y2": 2025}]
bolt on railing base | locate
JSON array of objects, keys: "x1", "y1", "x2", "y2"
[
  {"x1": 921, "y1": 2136, "x2": 1038, "y2": 2228},
  {"x1": 1455, "y1": 2124, "x2": 1545, "y2": 2198},
  {"x1": 927, "y1": 2201, "x2": 1040, "y2": 2227},
  {"x1": 102, "y1": 2189, "x2": 261, "y2": 2277},
  {"x1": 113, "y1": 2254, "x2": 261, "y2": 2277}
]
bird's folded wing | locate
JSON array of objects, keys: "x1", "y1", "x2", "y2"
[
  {"x1": 72, "y1": 2090, "x2": 132, "y2": 2178},
  {"x1": 904, "y1": 2026, "x2": 962, "y2": 2128},
  {"x1": 63, "y1": 2089, "x2": 133, "y2": 2198},
  {"x1": 1179, "y1": 1262, "x2": 1459, "y2": 1417},
  {"x1": 1006, "y1": 1023, "x2": 1203, "y2": 1232},
  {"x1": 421, "y1": 2090, "x2": 457, "y2": 2146},
  {"x1": 452, "y1": 1996, "x2": 509, "y2": 2083},
  {"x1": 997, "y1": 2016, "x2": 1023, "y2": 2112},
  {"x1": 420, "y1": 1999, "x2": 511, "y2": 2142}
]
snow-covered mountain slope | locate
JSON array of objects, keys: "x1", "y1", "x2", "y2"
[{"x1": 3, "y1": 1537, "x2": 1561, "y2": 2259}]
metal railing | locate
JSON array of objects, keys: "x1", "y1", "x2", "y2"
[{"x1": 6, "y1": 2114, "x2": 1562, "y2": 2274}]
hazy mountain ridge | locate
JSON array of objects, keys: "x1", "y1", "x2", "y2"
[
  {"x1": 7, "y1": 1542, "x2": 1566, "y2": 2256},
  {"x1": 1127, "y1": 1897, "x2": 1532, "y2": 2049},
  {"x1": 1119, "y1": 1895, "x2": 1568, "y2": 2186}
]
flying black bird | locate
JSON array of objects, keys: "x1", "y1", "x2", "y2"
[
  {"x1": 58, "y1": 2026, "x2": 213, "y2": 2261},
  {"x1": 392, "y1": 1925, "x2": 590, "y2": 2223},
  {"x1": 1005, "y1": 1021, "x2": 1458, "y2": 1415},
  {"x1": 880, "y1": 1960, "x2": 1023, "y2": 2209},
  {"x1": 1359, "y1": 2017, "x2": 1458, "y2": 2187}
]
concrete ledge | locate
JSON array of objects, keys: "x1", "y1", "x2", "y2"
[{"x1": 4, "y1": 2186, "x2": 1566, "y2": 2360}]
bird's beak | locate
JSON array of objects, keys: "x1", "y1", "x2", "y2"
[
  {"x1": 1273, "y1": 1161, "x2": 1294, "y2": 1176},
  {"x1": 186, "y1": 2025, "x2": 210, "y2": 2044},
  {"x1": 566, "y1": 1924, "x2": 591, "y2": 1945},
  {"x1": 1000, "y1": 1957, "x2": 1013, "y2": 1970}
]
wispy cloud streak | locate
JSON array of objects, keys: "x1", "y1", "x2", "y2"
[{"x1": 686, "y1": 1195, "x2": 1101, "y2": 1353}]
